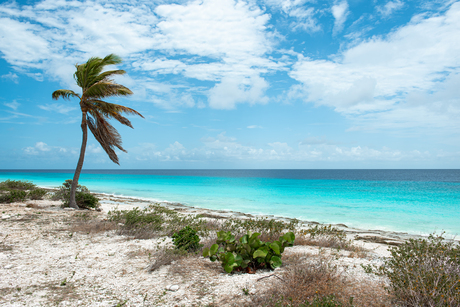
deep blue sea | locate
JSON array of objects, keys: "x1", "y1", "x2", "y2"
[{"x1": 1, "y1": 169, "x2": 459, "y2": 236}]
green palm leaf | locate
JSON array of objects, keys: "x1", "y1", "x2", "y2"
[{"x1": 52, "y1": 89, "x2": 80, "y2": 100}]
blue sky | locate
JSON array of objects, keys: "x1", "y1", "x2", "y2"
[{"x1": 0, "y1": 0, "x2": 459, "y2": 169}]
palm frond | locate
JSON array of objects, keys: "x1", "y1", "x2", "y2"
[
  {"x1": 87, "y1": 112, "x2": 126, "y2": 165},
  {"x1": 52, "y1": 89, "x2": 80, "y2": 100},
  {"x1": 91, "y1": 69, "x2": 126, "y2": 85},
  {"x1": 74, "y1": 54, "x2": 123, "y2": 90},
  {"x1": 100, "y1": 54, "x2": 123, "y2": 66},
  {"x1": 86, "y1": 100, "x2": 144, "y2": 128},
  {"x1": 84, "y1": 82, "x2": 133, "y2": 99}
]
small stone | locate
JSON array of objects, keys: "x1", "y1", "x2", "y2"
[
  {"x1": 166, "y1": 285, "x2": 179, "y2": 291},
  {"x1": 1, "y1": 215, "x2": 11, "y2": 219},
  {"x1": 4, "y1": 264, "x2": 13, "y2": 269},
  {"x1": 63, "y1": 208, "x2": 75, "y2": 211}
]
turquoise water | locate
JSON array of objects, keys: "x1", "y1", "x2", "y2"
[{"x1": 1, "y1": 170, "x2": 459, "y2": 235}]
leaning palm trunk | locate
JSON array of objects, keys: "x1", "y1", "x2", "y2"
[
  {"x1": 69, "y1": 111, "x2": 88, "y2": 209},
  {"x1": 52, "y1": 54, "x2": 143, "y2": 209}
]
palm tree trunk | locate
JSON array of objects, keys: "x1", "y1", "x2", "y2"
[{"x1": 69, "y1": 111, "x2": 88, "y2": 209}]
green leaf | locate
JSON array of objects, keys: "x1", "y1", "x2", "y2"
[
  {"x1": 224, "y1": 263, "x2": 234, "y2": 273},
  {"x1": 203, "y1": 247, "x2": 210, "y2": 257},
  {"x1": 253, "y1": 249, "x2": 267, "y2": 258},
  {"x1": 270, "y1": 242, "x2": 281, "y2": 255},
  {"x1": 250, "y1": 232, "x2": 261, "y2": 241},
  {"x1": 270, "y1": 256, "x2": 282, "y2": 269},
  {"x1": 210, "y1": 244, "x2": 218, "y2": 255}
]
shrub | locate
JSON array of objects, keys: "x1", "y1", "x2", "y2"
[
  {"x1": 147, "y1": 247, "x2": 190, "y2": 272},
  {"x1": 172, "y1": 226, "x2": 203, "y2": 252},
  {"x1": 0, "y1": 189, "x2": 27, "y2": 203},
  {"x1": 74, "y1": 191, "x2": 99, "y2": 209},
  {"x1": 0, "y1": 179, "x2": 36, "y2": 190},
  {"x1": 218, "y1": 217, "x2": 298, "y2": 240},
  {"x1": 27, "y1": 188, "x2": 47, "y2": 200},
  {"x1": 53, "y1": 179, "x2": 99, "y2": 209},
  {"x1": 296, "y1": 225, "x2": 353, "y2": 251},
  {"x1": 247, "y1": 255, "x2": 362, "y2": 307},
  {"x1": 378, "y1": 233, "x2": 460, "y2": 306},
  {"x1": 203, "y1": 230, "x2": 295, "y2": 273},
  {"x1": 108, "y1": 204, "x2": 207, "y2": 239}
]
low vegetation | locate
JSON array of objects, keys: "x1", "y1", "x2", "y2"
[
  {"x1": 107, "y1": 204, "x2": 207, "y2": 239},
  {"x1": 363, "y1": 233, "x2": 460, "y2": 307},
  {"x1": 247, "y1": 254, "x2": 390, "y2": 307},
  {"x1": 172, "y1": 226, "x2": 203, "y2": 252},
  {"x1": 203, "y1": 230, "x2": 295, "y2": 273},
  {"x1": 51, "y1": 179, "x2": 100, "y2": 209},
  {"x1": 0, "y1": 180, "x2": 48, "y2": 203}
]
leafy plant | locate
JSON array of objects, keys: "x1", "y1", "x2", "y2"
[
  {"x1": 203, "y1": 230, "x2": 295, "y2": 273},
  {"x1": 0, "y1": 189, "x2": 27, "y2": 203},
  {"x1": 172, "y1": 226, "x2": 203, "y2": 252},
  {"x1": 27, "y1": 188, "x2": 47, "y2": 200},
  {"x1": 108, "y1": 204, "x2": 207, "y2": 239},
  {"x1": 0, "y1": 179, "x2": 36, "y2": 190},
  {"x1": 219, "y1": 217, "x2": 298, "y2": 239},
  {"x1": 53, "y1": 179, "x2": 99, "y2": 209},
  {"x1": 377, "y1": 233, "x2": 460, "y2": 306}
]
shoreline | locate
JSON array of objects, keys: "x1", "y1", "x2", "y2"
[
  {"x1": 91, "y1": 191, "x2": 451, "y2": 248},
  {"x1": 40, "y1": 185, "x2": 458, "y2": 245}
]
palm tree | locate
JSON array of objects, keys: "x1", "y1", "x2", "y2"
[{"x1": 52, "y1": 54, "x2": 143, "y2": 209}]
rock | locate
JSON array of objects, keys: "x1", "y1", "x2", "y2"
[
  {"x1": 166, "y1": 285, "x2": 180, "y2": 291},
  {"x1": 4, "y1": 264, "x2": 13, "y2": 269},
  {"x1": 1, "y1": 215, "x2": 11, "y2": 219}
]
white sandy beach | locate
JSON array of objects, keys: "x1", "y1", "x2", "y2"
[{"x1": 0, "y1": 195, "x2": 410, "y2": 306}]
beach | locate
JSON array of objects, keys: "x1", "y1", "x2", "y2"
[{"x1": 0, "y1": 194, "x2": 395, "y2": 306}]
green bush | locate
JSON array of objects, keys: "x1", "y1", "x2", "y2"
[
  {"x1": 53, "y1": 179, "x2": 99, "y2": 209},
  {"x1": 123, "y1": 207, "x2": 163, "y2": 229},
  {"x1": 172, "y1": 226, "x2": 203, "y2": 252},
  {"x1": 219, "y1": 217, "x2": 298, "y2": 238},
  {"x1": 0, "y1": 189, "x2": 27, "y2": 203},
  {"x1": 0, "y1": 179, "x2": 36, "y2": 190},
  {"x1": 108, "y1": 204, "x2": 207, "y2": 239},
  {"x1": 27, "y1": 188, "x2": 47, "y2": 200},
  {"x1": 203, "y1": 230, "x2": 295, "y2": 273},
  {"x1": 378, "y1": 233, "x2": 460, "y2": 306}
]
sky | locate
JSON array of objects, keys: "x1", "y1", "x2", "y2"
[{"x1": 0, "y1": 0, "x2": 459, "y2": 169}]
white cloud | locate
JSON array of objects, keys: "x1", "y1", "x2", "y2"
[
  {"x1": 24, "y1": 141, "x2": 51, "y2": 154},
  {"x1": 153, "y1": 0, "x2": 271, "y2": 59},
  {"x1": 0, "y1": 0, "x2": 280, "y2": 110},
  {"x1": 247, "y1": 125, "x2": 263, "y2": 129},
  {"x1": 38, "y1": 103, "x2": 77, "y2": 114},
  {"x1": 331, "y1": 1, "x2": 349, "y2": 34},
  {"x1": 290, "y1": 2, "x2": 460, "y2": 130},
  {"x1": 4, "y1": 100, "x2": 20, "y2": 110},
  {"x1": 262, "y1": 0, "x2": 320, "y2": 32},
  {"x1": 377, "y1": 0, "x2": 404, "y2": 17},
  {"x1": 130, "y1": 132, "x2": 436, "y2": 164},
  {"x1": 208, "y1": 75, "x2": 269, "y2": 109},
  {"x1": 1, "y1": 72, "x2": 19, "y2": 83}
]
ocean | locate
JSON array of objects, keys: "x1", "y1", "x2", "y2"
[{"x1": 1, "y1": 169, "x2": 459, "y2": 236}]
